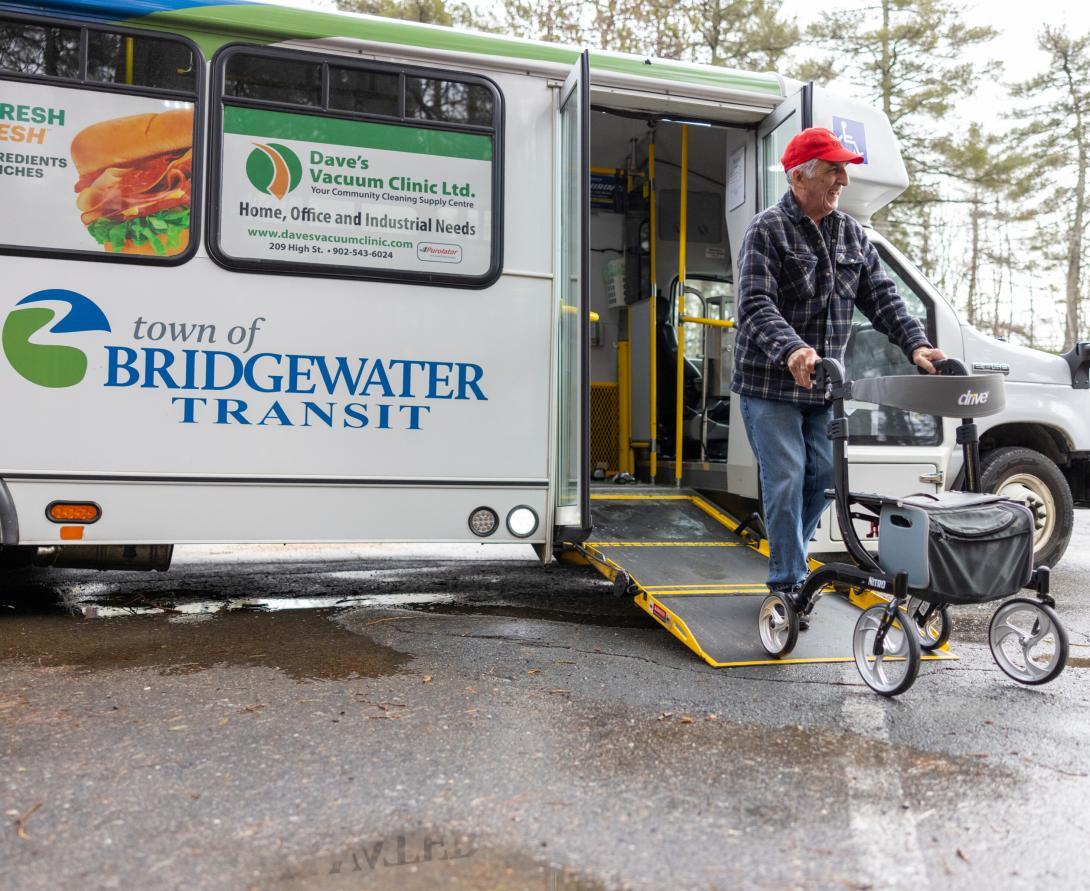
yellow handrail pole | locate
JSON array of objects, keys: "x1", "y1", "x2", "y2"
[
  {"x1": 648, "y1": 138, "x2": 658, "y2": 480},
  {"x1": 617, "y1": 340, "x2": 631, "y2": 474},
  {"x1": 625, "y1": 289, "x2": 635, "y2": 473},
  {"x1": 675, "y1": 125, "x2": 689, "y2": 485}
]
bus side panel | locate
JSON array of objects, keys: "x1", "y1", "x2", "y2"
[
  {"x1": 8, "y1": 480, "x2": 548, "y2": 544},
  {"x1": 0, "y1": 71, "x2": 558, "y2": 543}
]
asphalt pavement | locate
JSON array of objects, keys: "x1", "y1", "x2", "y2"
[{"x1": 2, "y1": 518, "x2": 1089, "y2": 890}]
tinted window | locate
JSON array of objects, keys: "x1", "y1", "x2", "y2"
[
  {"x1": 86, "y1": 30, "x2": 196, "y2": 91},
  {"x1": 224, "y1": 54, "x2": 321, "y2": 106},
  {"x1": 329, "y1": 66, "x2": 399, "y2": 116},
  {"x1": 0, "y1": 21, "x2": 79, "y2": 78},
  {"x1": 405, "y1": 77, "x2": 493, "y2": 125},
  {"x1": 845, "y1": 256, "x2": 940, "y2": 446}
]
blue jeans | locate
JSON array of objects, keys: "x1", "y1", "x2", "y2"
[{"x1": 740, "y1": 395, "x2": 834, "y2": 590}]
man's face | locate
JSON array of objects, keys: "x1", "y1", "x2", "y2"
[{"x1": 792, "y1": 159, "x2": 850, "y2": 221}]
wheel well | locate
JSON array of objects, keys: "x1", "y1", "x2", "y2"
[
  {"x1": 978, "y1": 422, "x2": 1090, "y2": 503},
  {"x1": 979, "y1": 423, "x2": 1070, "y2": 467}
]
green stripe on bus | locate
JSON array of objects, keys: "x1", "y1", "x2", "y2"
[
  {"x1": 133, "y1": 5, "x2": 782, "y2": 96},
  {"x1": 223, "y1": 106, "x2": 493, "y2": 161}
]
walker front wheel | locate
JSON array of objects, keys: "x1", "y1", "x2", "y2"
[
  {"x1": 758, "y1": 593, "x2": 798, "y2": 658},
  {"x1": 905, "y1": 596, "x2": 951, "y2": 651},
  {"x1": 853, "y1": 605, "x2": 920, "y2": 696},
  {"x1": 989, "y1": 598, "x2": 1068, "y2": 685}
]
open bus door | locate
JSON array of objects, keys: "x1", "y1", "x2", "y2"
[
  {"x1": 548, "y1": 50, "x2": 592, "y2": 558},
  {"x1": 724, "y1": 83, "x2": 812, "y2": 501}
]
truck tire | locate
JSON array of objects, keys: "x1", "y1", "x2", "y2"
[{"x1": 979, "y1": 446, "x2": 1073, "y2": 568}]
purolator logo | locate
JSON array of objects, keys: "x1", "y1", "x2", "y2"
[
  {"x1": 246, "y1": 143, "x2": 302, "y2": 199},
  {"x1": 2, "y1": 289, "x2": 111, "y2": 388}
]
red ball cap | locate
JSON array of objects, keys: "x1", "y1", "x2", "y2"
[{"x1": 780, "y1": 127, "x2": 865, "y2": 172}]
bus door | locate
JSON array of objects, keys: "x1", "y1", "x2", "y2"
[
  {"x1": 724, "y1": 84, "x2": 812, "y2": 500},
  {"x1": 549, "y1": 50, "x2": 591, "y2": 555}
]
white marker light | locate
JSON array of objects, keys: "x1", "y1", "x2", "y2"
[{"x1": 506, "y1": 506, "x2": 538, "y2": 538}]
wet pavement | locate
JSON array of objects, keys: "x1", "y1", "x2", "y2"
[{"x1": 1, "y1": 525, "x2": 1089, "y2": 890}]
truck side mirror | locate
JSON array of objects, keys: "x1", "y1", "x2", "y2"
[{"x1": 1060, "y1": 342, "x2": 1090, "y2": 389}]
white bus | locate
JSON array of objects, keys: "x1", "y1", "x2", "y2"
[{"x1": 1, "y1": 0, "x2": 1086, "y2": 575}]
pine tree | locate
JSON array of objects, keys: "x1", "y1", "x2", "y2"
[
  {"x1": 684, "y1": 0, "x2": 799, "y2": 70},
  {"x1": 335, "y1": 0, "x2": 483, "y2": 29},
  {"x1": 802, "y1": 0, "x2": 998, "y2": 263},
  {"x1": 1009, "y1": 27, "x2": 1090, "y2": 349},
  {"x1": 931, "y1": 123, "x2": 1035, "y2": 335}
]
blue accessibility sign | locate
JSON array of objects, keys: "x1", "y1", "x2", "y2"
[{"x1": 832, "y1": 116, "x2": 868, "y2": 164}]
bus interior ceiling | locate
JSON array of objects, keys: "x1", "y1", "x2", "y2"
[{"x1": 588, "y1": 110, "x2": 744, "y2": 486}]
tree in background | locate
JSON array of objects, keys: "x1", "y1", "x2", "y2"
[
  {"x1": 933, "y1": 123, "x2": 1036, "y2": 339},
  {"x1": 685, "y1": 0, "x2": 798, "y2": 71},
  {"x1": 499, "y1": 0, "x2": 583, "y2": 44},
  {"x1": 1009, "y1": 26, "x2": 1090, "y2": 349},
  {"x1": 336, "y1": 0, "x2": 483, "y2": 29},
  {"x1": 497, "y1": 0, "x2": 796, "y2": 67},
  {"x1": 800, "y1": 0, "x2": 997, "y2": 272}
]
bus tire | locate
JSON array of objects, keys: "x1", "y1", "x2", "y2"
[{"x1": 979, "y1": 446, "x2": 1073, "y2": 568}]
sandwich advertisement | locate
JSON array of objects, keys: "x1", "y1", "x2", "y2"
[
  {"x1": 0, "y1": 80, "x2": 193, "y2": 257},
  {"x1": 218, "y1": 106, "x2": 493, "y2": 276}
]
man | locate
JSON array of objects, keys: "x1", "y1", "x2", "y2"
[{"x1": 730, "y1": 127, "x2": 945, "y2": 622}]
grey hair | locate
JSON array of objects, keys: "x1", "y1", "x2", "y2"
[{"x1": 786, "y1": 158, "x2": 821, "y2": 182}]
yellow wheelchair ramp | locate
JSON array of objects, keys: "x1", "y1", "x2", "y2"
[{"x1": 583, "y1": 489, "x2": 956, "y2": 669}]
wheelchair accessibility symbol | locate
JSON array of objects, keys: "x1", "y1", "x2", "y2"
[{"x1": 832, "y1": 116, "x2": 868, "y2": 164}]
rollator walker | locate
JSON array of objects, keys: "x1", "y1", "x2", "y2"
[{"x1": 757, "y1": 358, "x2": 1069, "y2": 696}]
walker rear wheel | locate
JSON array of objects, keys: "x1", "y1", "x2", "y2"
[
  {"x1": 989, "y1": 598, "x2": 1068, "y2": 685},
  {"x1": 905, "y1": 596, "x2": 951, "y2": 651},
  {"x1": 853, "y1": 605, "x2": 920, "y2": 696},
  {"x1": 758, "y1": 593, "x2": 798, "y2": 658}
]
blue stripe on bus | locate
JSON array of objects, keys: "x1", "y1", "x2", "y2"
[{"x1": 0, "y1": 0, "x2": 251, "y2": 23}]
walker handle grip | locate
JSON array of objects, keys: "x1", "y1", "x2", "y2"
[{"x1": 934, "y1": 357, "x2": 968, "y2": 376}]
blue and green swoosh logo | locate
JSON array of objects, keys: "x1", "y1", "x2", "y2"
[{"x1": 2, "y1": 290, "x2": 111, "y2": 388}]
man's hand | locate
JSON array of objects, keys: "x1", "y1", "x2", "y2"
[
  {"x1": 912, "y1": 346, "x2": 948, "y2": 374},
  {"x1": 787, "y1": 346, "x2": 821, "y2": 389}
]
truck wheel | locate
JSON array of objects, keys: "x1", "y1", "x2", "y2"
[{"x1": 979, "y1": 446, "x2": 1073, "y2": 568}]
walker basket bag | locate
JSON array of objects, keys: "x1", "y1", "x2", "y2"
[{"x1": 878, "y1": 492, "x2": 1035, "y2": 605}]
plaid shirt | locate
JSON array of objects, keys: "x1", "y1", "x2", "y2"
[{"x1": 731, "y1": 191, "x2": 931, "y2": 405}]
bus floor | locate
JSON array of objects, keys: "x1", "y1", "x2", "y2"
[{"x1": 578, "y1": 485, "x2": 956, "y2": 669}]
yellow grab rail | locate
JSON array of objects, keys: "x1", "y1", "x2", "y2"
[
  {"x1": 560, "y1": 305, "x2": 599, "y2": 322},
  {"x1": 680, "y1": 315, "x2": 734, "y2": 329}
]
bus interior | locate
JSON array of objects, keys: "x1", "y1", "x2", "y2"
[{"x1": 587, "y1": 109, "x2": 748, "y2": 494}]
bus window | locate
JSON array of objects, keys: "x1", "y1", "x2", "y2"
[
  {"x1": 405, "y1": 78, "x2": 494, "y2": 126},
  {"x1": 86, "y1": 30, "x2": 196, "y2": 92},
  {"x1": 329, "y1": 67, "x2": 400, "y2": 118},
  {"x1": 0, "y1": 21, "x2": 79, "y2": 78},
  {"x1": 211, "y1": 47, "x2": 503, "y2": 288},
  {"x1": 0, "y1": 16, "x2": 201, "y2": 264},
  {"x1": 224, "y1": 53, "x2": 321, "y2": 107}
]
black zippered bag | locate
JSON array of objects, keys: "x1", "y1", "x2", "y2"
[{"x1": 900, "y1": 492, "x2": 1035, "y2": 604}]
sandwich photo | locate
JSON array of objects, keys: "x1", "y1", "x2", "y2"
[{"x1": 71, "y1": 108, "x2": 193, "y2": 256}]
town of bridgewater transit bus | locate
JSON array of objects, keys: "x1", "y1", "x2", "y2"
[{"x1": 2, "y1": 0, "x2": 1089, "y2": 576}]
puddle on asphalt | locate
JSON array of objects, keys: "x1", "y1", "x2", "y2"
[
  {"x1": 0, "y1": 609, "x2": 411, "y2": 681},
  {"x1": 569, "y1": 699, "x2": 1007, "y2": 790},
  {"x1": 394, "y1": 602, "x2": 656, "y2": 629},
  {"x1": 264, "y1": 830, "x2": 607, "y2": 891}
]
